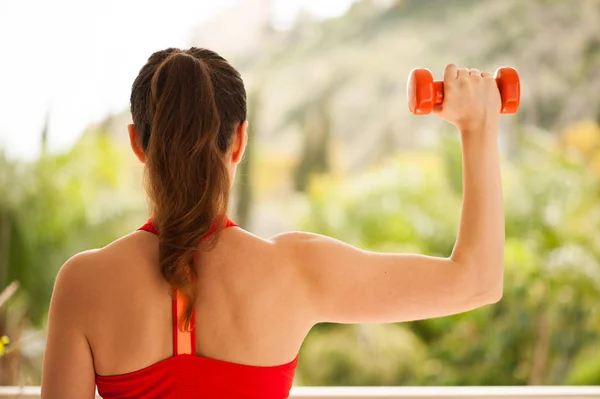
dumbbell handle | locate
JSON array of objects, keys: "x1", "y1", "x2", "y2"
[
  {"x1": 431, "y1": 81, "x2": 445, "y2": 106},
  {"x1": 408, "y1": 67, "x2": 520, "y2": 115},
  {"x1": 429, "y1": 78, "x2": 508, "y2": 108}
]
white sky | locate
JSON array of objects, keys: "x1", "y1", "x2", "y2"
[{"x1": 0, "y1": 0, "x2": 355, "y2": 160}]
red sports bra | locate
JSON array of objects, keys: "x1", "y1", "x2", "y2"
[{"x1": 95, "y1": 218, "x2": 298, "y2": 399}]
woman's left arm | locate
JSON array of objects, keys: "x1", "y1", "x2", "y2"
[{"x1": 41, "y1": 253, "x2": 97, "y2": 399}]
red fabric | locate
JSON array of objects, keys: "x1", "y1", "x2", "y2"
[{"x1": 95, "y1": 218, "x2": 298, "y2": 399}]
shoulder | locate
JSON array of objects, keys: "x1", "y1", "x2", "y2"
[
  {"x1": 50, "y1": 238, "x2": 139, "y2": 320},
  {"x1": 270, "y1": 230, "x2": 364, "y2": 258},
  {"x1": 268, "y1": 230, "x2": 366, "y2": 275},
  {"x1": 269, "y1": 230, "x2": 337, "y2": 249},
  {"x1": 54, "y1": 231, "x2": 141, "y2": 296},
  {"x1": 55, "y1": 250, "x2": 101, "y2": 284},
  {"x1": 56, "y1": 231, "x2": 150, "y2": 283},
  {"x1": 48, "y1": 250, "x2": 109, "y2": 335},
  {"x1": 52, "y1": 250, "x2": 104, "y2": 303},
  {"x1": 54, "y1": 231, "x2": 145, "y2": 289},
  {"x1": 268, "y1": 231, "x2": 321, "y2": 261}
]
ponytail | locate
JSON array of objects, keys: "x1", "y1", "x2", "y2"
[{"x1": 145, "y1": 52, "x2": 231, "y2": 331}]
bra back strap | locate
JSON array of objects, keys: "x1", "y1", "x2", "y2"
[
  {"x1": 172, "y1": 289, "x2": 196, "y2": 356},
  {"x1": 170, "y1": 218, "x2": 237, "y2": 356}
]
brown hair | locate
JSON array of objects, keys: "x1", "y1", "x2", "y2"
[{"x1": 130, "y1": 47, "x2": 247, "y2": 330}]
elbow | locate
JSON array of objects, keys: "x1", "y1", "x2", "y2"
[
  {"x1": 485, "y1": 283, "x2": 503, "y2": 304},
  {"x1": 478, "y1": 267, "x2": 504, "y2": 305},
  {"x1": 451, "y1": 255, "x2": 504, "y2": 306},
  {"x1": 469, "y1": 280, "x2": 503, "y2": 309},
  {"x1": 484, "y1": 255, "x2": 505, "y2": 304},
  {"x1": 468, "y1": 279, "x2": 503, "y2": 308}
]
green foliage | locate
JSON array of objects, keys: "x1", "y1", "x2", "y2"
[
  {"x1": 234, "y1": 90, "x2": 259, "y2": 228},
  {"x1": 304, "y1": 150, "x2": 459, "y2": 255},
  {"x1": 293, "y1": 87, "x2": 334, "y2": 192},
  {"x1": 0, "y1": 131, "x2": 138, "y2": 324},
  {"x1": 567, "y1": 345, "x2": 600, "y2": 385},
  {"x1": 298, "y1": 324, "x2": 427, "y2": 386},
  {"x1": 0, "y1": 129, "x2": 143, "y2": 384},
  {"x1": 240, "y1": 0, "x2": 600, "y2": 175},
  {"x1": 298, "y1": 130, "x2": 600, "y2": 385}
]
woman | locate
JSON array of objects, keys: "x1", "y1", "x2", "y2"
[{"x1": 41, "y1": 47, "x2": 504, "y2": 398}]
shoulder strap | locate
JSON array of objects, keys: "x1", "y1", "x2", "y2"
[
  {"x1": 140, "y1": 218, "x2": 237, "y2": 237},
  {"x1": 170, "y1": 217, "x2": 237, "y2": 356},
  {"x1": 138, "y1": 219, "x2": 159, "y2": 235},
  {"x1": 224, "y1": 219, "x2": 238, "y2": 229},
  {"x1": 172, "y1": 289, "x2": 196, "y2": 355}
]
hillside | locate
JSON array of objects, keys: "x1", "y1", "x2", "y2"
[
  {"x1": 229, "y1": 0, "x2": 599, "y2": 161},
  {"x1": 92, "y1": 0, "x2": 600, "y2": 235}
]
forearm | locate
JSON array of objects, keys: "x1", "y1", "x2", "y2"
[{"x1": 451, "y1": 125, "x2": 505, "y2": 294}]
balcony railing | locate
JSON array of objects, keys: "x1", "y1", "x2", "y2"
[{"x1": 1, "y1": 386, "x2": 599, "y2": 399}]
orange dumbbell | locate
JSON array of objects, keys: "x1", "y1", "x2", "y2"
[{"x1": 407, "y1": 67, "x2": 520, "y2": 115}]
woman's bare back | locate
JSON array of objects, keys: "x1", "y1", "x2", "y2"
[{"x1": 82, "y1": 226, "x2": 309, "y2": 377}]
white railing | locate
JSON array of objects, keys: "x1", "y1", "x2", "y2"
[{"x1": 0, "y1": 386, "x2": 599, "y2": 399}]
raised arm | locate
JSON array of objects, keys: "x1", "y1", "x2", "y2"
[{"x1": 278, "y1": 64, "x2": 505, "y2": 325}]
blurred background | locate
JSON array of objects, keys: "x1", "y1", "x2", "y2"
[{"x1": 1, "y1": 0, "x2": 600, "y2": 387}]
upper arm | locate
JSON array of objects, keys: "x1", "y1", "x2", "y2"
[
  {"x1": 276, "y1": 232, "x2": 502, "y2": 325},
  {"x1": 41, "y1": 252, "x2": 97, "y2": 399}
]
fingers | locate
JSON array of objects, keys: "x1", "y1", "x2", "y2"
[
  {"x1": 457, "y1": 67, "x2": 470, "y2": 78},
  {"x1": 445, "y1": 64, "x2": 491, "y2": 84},
  {"x1": 443, "y1": 64, "x2": 458, "y2": 82}
]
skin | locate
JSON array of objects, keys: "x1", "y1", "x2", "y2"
[{"x1": 41, "y1": 64, "x2": 504, "y2": 398}]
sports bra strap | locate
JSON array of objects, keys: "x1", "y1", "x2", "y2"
[
  {"x1": 137, "y1": 217, "x2": 238, "y2": 356},
  {"x1": 173, "y1": 289, "x2": 196, "y2": 355}
]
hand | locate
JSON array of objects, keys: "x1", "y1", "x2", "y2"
[{"x1": 434, "y1": 64, "x2": 502, "y2": 134}]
